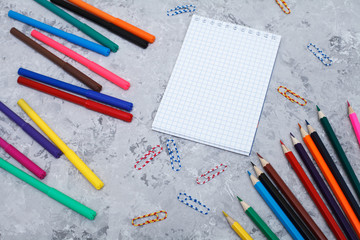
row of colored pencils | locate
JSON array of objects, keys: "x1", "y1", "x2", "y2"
[{"x1": 223, "y1": 104, "x2": 360, "y2": 239}]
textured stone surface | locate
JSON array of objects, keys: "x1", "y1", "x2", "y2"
[{"x1": 0, "y1": 0, "x2": 359, "y2": 239}]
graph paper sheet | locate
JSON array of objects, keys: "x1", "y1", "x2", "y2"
[{"x1": 153, "y1": 15, "x2": 281, "y2": 155}]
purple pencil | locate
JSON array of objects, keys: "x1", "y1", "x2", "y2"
[
  {"x1": 290, "y1": 133, "x2": 358, "y2": 240},
  {"x1": 0, "y1": 137, "x2": 46, "y2": 179}
]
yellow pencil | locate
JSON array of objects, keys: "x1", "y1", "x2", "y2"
[
  {"x1": 223, "y1": 211, "x2": 253, "y2": 240},
  {"x1": 17, "y1": 99, "x2": 104, "y2": 190}
]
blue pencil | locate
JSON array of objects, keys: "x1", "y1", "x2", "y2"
[
  {"x1": 18, "y1": 68, "x2": 133, "y2": 112},
  {"x1": 8, "y1": 10, "x2": 110, "y2": 56},
  {"x1": 248, "y1": 171, "x2": 304, "y2": 240}
]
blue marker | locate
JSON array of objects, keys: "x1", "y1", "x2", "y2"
[
  {"x1": 8, "y1": 10, "x2": 110, "y2": 56},
  {"x1": 248, "y1": 171, "x2": 304, "y2": 240},
  {"x1": 18, "y1": 68, "x2": 133, "y2": 112}
]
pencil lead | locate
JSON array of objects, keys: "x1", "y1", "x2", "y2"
[
  {"x1": 316, "y1": 105, "x2": 320, "y2": 111},
  {"x1": 305, "y1": 119, "x2": 310, "y2": 125},
  {"x1": 298, "y1": 123, "x2": 302, "y2": 128},
  {"x1": 247, "y1": 171, "x2": 252, "y2": 176},
  {"x1": 256, "y1": 152, "x2": 263, "y2": 159},
  {"x1": 347, "y1": 100, "x2": 350, "y2": 107},
  {"x1": 250, "y1": 162, "x2": 255, "y2": 167},
  {"x1": 290, "y1": 132, "x2": 295, "y2": 137},
  {"x1": 280, "y1": 140, "x2": 284, "y2": 145},
  {"x1": 222, "y1": 211, "x2": 228, "y2": 217},
  {"x1": 237, "y1": 196, "x2": 242, "y2": 202}
]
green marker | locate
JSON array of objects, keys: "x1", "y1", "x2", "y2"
[
  {"x1": 33, "y1": 0, "x2": 118, "y2": 52},
  {"x1": 237, "y1": 196, "x2": 279, "y2": 240},
  {"x1": 317, "y1": 106, "x2": 360, "y2": 200},
  {"x1": 0, "y1": 157, "x2": 96, "y2": 220}
]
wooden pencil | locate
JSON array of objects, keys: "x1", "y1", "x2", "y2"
[
  {"x1": 223, "y1": 211, "x2": 253, "y2": 240},
  {"x1": 252, "y1": 163, "x2": 316, "y2": 240},
  {"x1": 317, "y1": 105, "x2": 360, "y2": 200},
  {"x1": 285, "y1": 137, "x2": 350, "y2": 240},
  {"x1": 257, "y1": 153, "x2": 327, "y2": 240},
  {"x1": 299, "y1": 123, "x2": 360, "y2": 238},
  {"x1": 348, "y1": 101, "x2": 360, "y2": 146}
]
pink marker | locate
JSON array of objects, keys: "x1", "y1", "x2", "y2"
[
  {"x1": 31, "y1": 30, "x2": 130, "y2": 90},
  {"x1": 348, "y1": 101, "x2": 360, "y2": 146},
  {"x1": 0, "y1": 137, "x2": 46, "y2": 179}
]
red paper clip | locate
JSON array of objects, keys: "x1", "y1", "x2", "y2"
[
  {"x1": 132, "y1": 210, "x2": 167, "y2": 226},
  {"x1": 134, "y1": 145, "x2": 163, "y2": 170},
  {"x1": 196, "y1": 164, "x2": 228, "y2": 185}
]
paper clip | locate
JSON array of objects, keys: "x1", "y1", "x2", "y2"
[
  {"x1": 132, "y1": 210, "x2": 168, "y2": 226},
  {"x1": 275, "y1": 0, "x2": 291, "y2": 14},
  {"x1": 166, "y1": 139, "x2": 181, "y2": 171},
  {"x1": 167, "y1": 5, "x2": 196, "y2": 16},
  {"x1": 196, "y1": 163, "x2": 228, "y2": 185},
  {"x1": 134, "y1": 145, "x2": 163, "y2": 170},
  {"x1": 277, "y1": 86, "x2": 307, "y2": 106},
  {"x1": 307, "y1": 43, "x2": 333, "y2": 66},
  {"x1": 177, "y1": 193, "x2": 210, "y2": 215}
]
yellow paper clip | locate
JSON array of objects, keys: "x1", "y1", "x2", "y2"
[
  {"x1": 132, "y1": 210, "x2": 167, "y2": 226},
  {"x1": 275, "y1": 0, "x2": 291, "y2": 14},
  {"x1": 277, "y1": 86, "x2": 307, "y2": 106}
]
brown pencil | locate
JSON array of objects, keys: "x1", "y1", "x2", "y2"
[{"x1": 257, "y1": 153, "x2": 327, "y2": 240}]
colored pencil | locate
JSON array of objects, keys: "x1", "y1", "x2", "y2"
[
  {"x1": 285, "y1": 137, "x2": 350, "y2": 240},
  {"x1": 237, "y1": 196, "x2": 279, "y2": 240},
  {"x1": 252, "y1": 163, "x2": 315, "y2": 240},
  {"x1": 9, "y1": 27, "x2": 102, "y2": 92},
  {"x1": 67, "y1": 0, "x2": 156, "y2": 43},
  {"x1": 307, "y1": 120, "x2": 360, "y2": 221},
  {"x1": 348, "y1": 101, "x2": 360, "y2": 146},
  {"x1": 17, "y1": 76, "x2": 133, "y2": 122},
  {"x1": 257, "y1": 153, "x2": 327, "y2": 240},
  {"x1": 317, "y1": 105, "x2": 360, "y2": 200},
  {"x1": 248, "y1": 172, "x2": 304, "y2": 240},
  {"x1": 299, "y1": 123, "x2": 360, "y2": 237},
  {"x1": 50, "y1": 0, "x2": 149, "y2": 49},
  {"x1": 223, "y1": 211, "x2": 253, "y2": 240},
  {"x1": 17, "y1": 99, "x2": 104, "y2": 190}
]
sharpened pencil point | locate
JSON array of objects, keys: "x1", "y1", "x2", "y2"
[
  {"x1": 316, "y1": 105, "x2": 320, "y2": 111},
  {"x1": 256, "y1": 153, "x2": 263, "y2": 158},
  {"x1": 298, "y1": 123, "x2": 302, "y2": 128},
  {"x1": 247, "y1": 171, "x2": 251, "y2": 176},
  {"x1": 280, "y1": 140, "x2": 284, "y2": 145},
  {"x1": 347, "y1": 100, "x2": 350, "y2": 107},
  {"x1": 222, "y1": 211, "x2": 228, "y2": 217},
  {"x1": 251, "y1": 161, "x2": 255, "y2": 167},
  {"x1": 305, "y1": 120, "x2": 310, "y2": 125},
  {"x1": 237, "y1": 196, "x2": 242, "y2": 202},
  {"x1": 290, "y1": 132, "x2": 295, "y2": 137}
]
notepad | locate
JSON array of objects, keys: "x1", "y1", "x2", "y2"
[{"x1": 153, "y1": 15, "x2": 281, "y2": 155}]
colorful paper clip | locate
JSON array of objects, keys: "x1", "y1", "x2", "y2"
[
  {"x1": 167, "y1": 5, "x2": 196, "y2": 16},
  {"x1": 166, "y1": 139, "x2": 181, "y2": 171},
  {"x1": 277, "y1": 86, "x2": 307, "y2": 106},
  {"x1": 275, "y1": 0, "x2": 291, "y2": 14},
  {"x1": 177, "y1": 193, "x2": 210, "y2": 215},
  {"x1": 132, "y1": 210, "x2": 168, "y2": 226},
  {"x1": 134, "y1": 145, "x2": 163, "y2": 170},
  {"x1": 307, "y1": 43, "x2": 333, "y2": 66},
  {"x1": 196, "y1": 163, "x2": 228, "y2": 185}
]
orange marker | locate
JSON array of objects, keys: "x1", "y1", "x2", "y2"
[
  {"x1": 299, "y1": 123, "x2": 360, "y2": 237},
  {"x1": 67, "y1": 0, "x2": 155, "y2": 43}
]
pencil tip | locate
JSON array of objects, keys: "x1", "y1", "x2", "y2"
[
  {"x1": 347, "y1": 101, "x2": 350, "y2": 107},
  {"x1": 237, "y1": 196, "x2": 242, "y2": 202},
  {"x1": 290, "y1": 132, "x2": 295, "y2": 137},
  {"x1": 298, "y1": 123, "x2": 302, "y2": 128},
  {"x1": 247, "y1": 171, "x2": 252, "y2": 176},
  {"x1": 280, "y1": 140, "x2": 284, "y2": 145},
  {"x1": 222, "y1": 211, "x2": 228, "y2": 217},
  {"x1": 256, "y1": 152, "x2": 263, "y2": 158},
  {"x1": 250, "y1": 162, "x2": 255, "y2": 167},
  {"x1": 305, "y1": 119, "x2": 310, "y2": 125},
  {"x1": 316, "y1": 105, "x2": 320, "y2": 111}
]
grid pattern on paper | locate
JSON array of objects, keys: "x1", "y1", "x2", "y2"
[{"x1": 153, "y1": 15, "x2": 281, "y2": 155}]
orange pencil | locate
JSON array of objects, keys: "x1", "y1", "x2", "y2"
[
  {"x1": 67, "y1": 0, "x2": 155, "y2": 43},
  {"x1": 299, "y1": 123, "x2": 360, "y2": 237}
]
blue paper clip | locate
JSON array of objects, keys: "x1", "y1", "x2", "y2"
[
  {"x1": 166, "y1": 139, "x2": 181, "y2": 171},
  {"x1": 177, "y1": 193, "x2": 210, "y2": 215},
  {"x1": 307, "y1": 43, "x2": 333, "y2": 66},
  {"x1": 167, "y1": 5, "x2": 196, "y2": 16}
]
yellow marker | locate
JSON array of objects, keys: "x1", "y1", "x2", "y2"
[
  {"x1": 17, "y1": 99, "x2": 104, "y2": 190},
  {"x1": 223, "y1": 211, "x2": 253, "y2": 240}
]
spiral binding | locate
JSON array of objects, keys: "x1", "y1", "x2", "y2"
[
  {"x1": 167, "y1": 5, "x2": 196, "y2": 16},
  {"x1": 134, "y1": 145, "x2": 163, "y2": 170},
  {"x1": 277, "y1": 86, "x2": 307, "y2": 106},
  {"x1": 177, "y1": 193, "x2": 210, "y2": 215},
  {"x1": 307, "y1": 43, "x2": 333, "y2": 66},
  {"x1": 166, "y1": 139, "x2": 181, "y2": 171},
  {"x1": 196, "y1": 164, "x2": 228, "y2": 185},
  {"x1": 132, "y1": 210, "x2": 167, "y2": 226}
]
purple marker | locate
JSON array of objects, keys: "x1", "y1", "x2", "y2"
[{"x1": 0, "y1": 101, "x2": 62, "y2": 158}]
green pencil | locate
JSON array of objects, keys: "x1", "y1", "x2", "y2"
[
  {"x1": 33, "y1": 0, "x2": 118, "y2": 52},
  {"x1": 237, "y1": 196, "x2": 279, "y2": 240},
  {"x1": 0, "y1": 157, "x2": 96, "y2": 220},
  {"x1": 317, "y1": 106, "x2": 360, "y2": 200}
]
